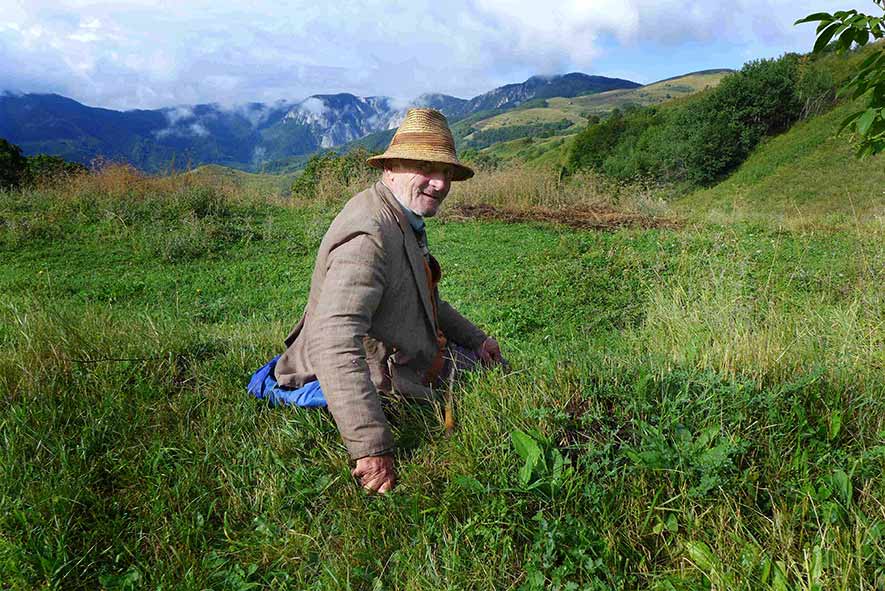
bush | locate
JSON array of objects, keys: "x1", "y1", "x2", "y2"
[
  {"x1": 463, "y1": 120, "x2": 573, "y2": 151},
  {"x1": 0, "y1": 139, "x2": 27, "y2": 190},
  {"x1": 460, "y1": 148, "x2": 501, "y2": 172},
  {"x1": 565, "y1": 110, "x2": 628, "y2": 173},
  {"x1": 290, "y1": 147, "x2": 377, "y2": 200},
  {"x1": 566, "y1": 54, "x2": 808, "y2": 186},
  {"x1": 26, "y1": 154, "x2": 88, "y2": 185}
]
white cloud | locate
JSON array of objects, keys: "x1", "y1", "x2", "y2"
[
  {"x1": 0, "y1": 0, "x2": 851, "y2": 109},
  {"x1": 189, "y1": 122, "x2": 209, "y2": 136},
  {"x1": 165, "y1": 106, "x2": 195, "y2": 124},
  {"x1": 299, "y1": 97, "x2": 328, "y2": 116}
]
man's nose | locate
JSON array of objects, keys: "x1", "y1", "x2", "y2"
[{"x1": 428, "y1": 173, "x2": 450, "y2": 192}]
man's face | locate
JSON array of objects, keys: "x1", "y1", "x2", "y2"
[{"x1": 383, "y1": 159, "x2": 454, "y2": 217}]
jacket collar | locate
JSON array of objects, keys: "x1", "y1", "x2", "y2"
[{"x1": 374, "y1": 181, "x2": 437, "y2": 332}]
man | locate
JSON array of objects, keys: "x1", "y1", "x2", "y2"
[{"x1": 273, "y1": 108, "x2": 503, "y2": 494}]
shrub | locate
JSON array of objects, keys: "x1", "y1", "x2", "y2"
[
  {"x1": 460, "y1": 148, "x2": 501, "y2": 172},
  {"x1": 290, "y1": 147, "x2": 376, "y2": 200},
  {"x1": 0, "y1": 139, "x2": 27, "y2": 190},
  {"x1": 566, "y1": 54, "x2": 807, "y2": 186},
  {"x1": 26, "y1": 154, "x2": 88, "y2": 185},
  {"x1": 462, "y1": 119, "x2": 573, "y2": 151},
  {"x1": 565, "y1": 110, "x2": 628, "y2": 174}
]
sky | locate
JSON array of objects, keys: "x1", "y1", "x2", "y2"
[{"x1": 0, "y1": 0, "x2": 860, "y2": 111}]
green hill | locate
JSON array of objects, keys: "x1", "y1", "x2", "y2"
[
  {"x1": 463, "y1": 70, "x2": 732, "y2": 167},
  {"x1": 677, "y1": 100, "x2": 885, "y2": 223},
  {"x1": 474, "y1": 70, "x2": 731, "y2": 133}
]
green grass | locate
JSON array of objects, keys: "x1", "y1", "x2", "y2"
[
  {"x1": 480, "y1": 135, "x2": 573, "y2": 167},
  {"x1": 1, "y1": 160, "x2": 884, "y2": 590},
  {"x1": 184, "y1": 164, "x2": 301, "y2": 196}
]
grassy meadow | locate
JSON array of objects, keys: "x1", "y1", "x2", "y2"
[{"x1": 1, "y1": 130, "x2": 884, "y2": 591}]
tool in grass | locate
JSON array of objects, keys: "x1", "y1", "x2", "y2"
[{"x1": 443, "y1": 357, "x2": 456, "y2": 437}]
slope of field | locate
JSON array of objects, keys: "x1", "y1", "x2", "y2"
[
  {"x1": 677, "y1": 101, "x2": 885, "y2": 223},
  {"x1": 1, "y1": 154, "x2": 882, "y2": 588},
  {"x1": 184, "y1": 164, "x2": 300, "y2": 196}
]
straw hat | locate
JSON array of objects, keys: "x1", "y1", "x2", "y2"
[{"x1": 366, "y1": 108, "x2": 474, "y2": 181}]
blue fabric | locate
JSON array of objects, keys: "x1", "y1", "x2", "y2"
[{"x1": 247, "y1": 355, "x2": 327, "y2": 408}]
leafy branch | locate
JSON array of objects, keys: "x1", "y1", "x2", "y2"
[{"x1": 796, "y1": 1, "x2": 885, "y2": 156}]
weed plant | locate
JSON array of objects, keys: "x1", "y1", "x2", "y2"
[{"x1": 1, "y1": 163, "x2": 883, "y2": 590}]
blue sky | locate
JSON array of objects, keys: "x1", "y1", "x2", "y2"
[{"x1": 0, "y1": 0, "x2": 859, "y2": 110}]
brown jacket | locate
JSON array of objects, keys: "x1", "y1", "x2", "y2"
[{"x1": 274, "y1": 181, "x2": 487, "y2": 459}]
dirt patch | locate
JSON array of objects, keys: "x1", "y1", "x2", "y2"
[{"x1": 446, "y1": 203, "x2": 680, "y2": 231}]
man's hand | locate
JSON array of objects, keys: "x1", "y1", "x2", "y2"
[
  {"x1": 352, "y1": 455, "x2": 396, "y2": 494},
  {"x1": 477, "y1": 337, "x2": 504, "y2": 366}
]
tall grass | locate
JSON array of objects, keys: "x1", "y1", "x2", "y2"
[
  {"x1": 448, "y1": 165, "x2": 670, "y2": 216},
  {"x1": 1, "y1": 162, "x2": 884, "y2": 589}
]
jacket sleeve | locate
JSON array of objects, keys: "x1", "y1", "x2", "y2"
[
  {"x1": 437, "y1": 296, "x2": 488, "y2": 351},
  {"x1": 306, "y1": 231, "x2": 393, "y2": 460}
]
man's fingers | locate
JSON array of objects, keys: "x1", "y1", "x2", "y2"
[
  {"x1": 360, "y1": 473, "x2": 395, "y2": 494},
  {"x1": 360, "y1": 473, "x2": 385, "y2": 492},
  {"x1": 352, "y1": 455, "x2": 395, "y2": 492},
  {"x1": 352, "y1": 467, "x2": 395, "y2": 493}
]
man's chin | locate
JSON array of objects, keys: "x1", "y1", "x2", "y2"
[{"x1": 416, "y1": 198, "x2": 442, "y2": 217}]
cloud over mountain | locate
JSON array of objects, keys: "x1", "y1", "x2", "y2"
[{"x1": 1, "y1": 0, "x2": 847, "y2": 110}]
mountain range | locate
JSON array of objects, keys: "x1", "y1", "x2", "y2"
[{"x1": 0, "y1": 73, "x2": 640, "y2": 172}]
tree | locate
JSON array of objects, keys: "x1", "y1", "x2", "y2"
[
  {"x1": 27, "y1": 154, "x2": 87, "y2": 183},
  {"x1": 0, "y1": 138, "x2": 28, "y2": 189},
  {"x1": 796, "y1": 1, "x2": 885, "y2": 156}
]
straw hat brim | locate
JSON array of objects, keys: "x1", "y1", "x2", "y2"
[{"x1": 366, "y1": 153, "x2": 474, "y2": 181}]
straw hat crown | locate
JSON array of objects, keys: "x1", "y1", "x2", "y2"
[{"x1": 366, "y1": 108, "x2": 474, "y2": 181}]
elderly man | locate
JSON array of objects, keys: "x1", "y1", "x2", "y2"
[{"x1": 268, "y1": 108, "x2": 503, "y2": 494}]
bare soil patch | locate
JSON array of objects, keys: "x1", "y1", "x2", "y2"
[{"x1": 446, "y1": 203, "x2": 680, "y2": 231}]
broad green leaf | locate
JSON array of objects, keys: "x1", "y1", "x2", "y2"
[
  {"x1": 831, "y1": 469, "x2": 852, "y2": 506},
  {"x1": 794, "y1": 12, "x2": 833, "y2": 25},
  {"x1": 697, "y1": 426, "x2": 719, "y2": 448},
  {"x1": 857, "y1": 109, "x2": 878, "y2": 136},
  {"x1": 858, "y1": 48, "x2": 885, "y2": 70},
  {"x1": 828, "y1": 411, "x2": 842, "y2": 441},
  {"x1": 519, "y1": 458, "x2": 534, "y2": 486},
  {"x1": 685, "y1": 541, "x2": 724, "y2": 583},
  {"x1": 837, "y1": 110, "x2": 865, "y2": 135},
  {"x1": 454, "y1": 475, "x2": 485, "y2": 494},
  {"x1": 511, "y1": 429, "x2": 541, "y2": 462}
]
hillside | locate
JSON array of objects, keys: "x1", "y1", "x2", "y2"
[
  {"x1": 456, "y1": 70, "x2": 732, "y2": 164},
  {"x1": 475, "y1": 70, "x2": 731, "y2": 132},
  {"x1": 677, "y1": 100, "x2": 885, "y2": 223},
  {"x1": 184, "y1": 164, "x2": 299, "y2": 196}
]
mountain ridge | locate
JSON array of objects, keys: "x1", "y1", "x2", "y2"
[{"x1": 0, "y1": 73, "x2": 646, "y2": 172}]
